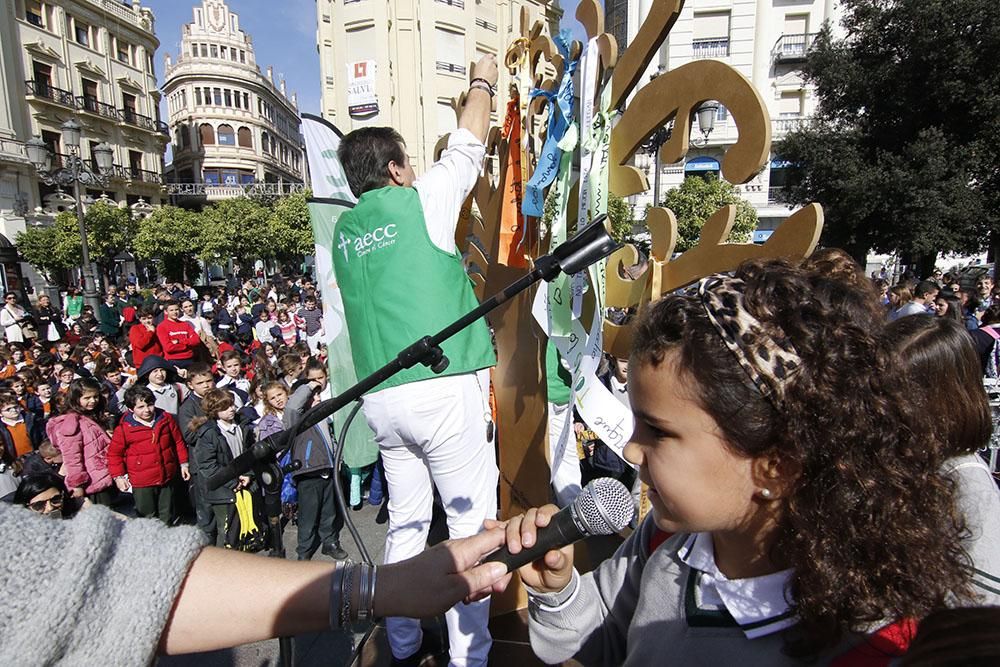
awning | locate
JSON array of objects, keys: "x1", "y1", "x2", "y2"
[
  {"x1": 753, "y1": 230, "x2": 774, "y2": 244},
  {"x1": 685, "y1": 156, "x2": 720, "y2": 172},
  {"x1": 770, "y1": 159, "x2": 793, "y2": 169}
]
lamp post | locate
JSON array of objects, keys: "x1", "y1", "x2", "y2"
[
  {"x1": 641, "y1": 81, "x2": 722, "y2": 207},
  {"x1": 25, "y1": 118, "x2": 113, "y2": 311}
]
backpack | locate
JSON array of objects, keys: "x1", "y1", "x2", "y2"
[{"x1": 223, "y1": 489, "x2": 269, "y2": 553}]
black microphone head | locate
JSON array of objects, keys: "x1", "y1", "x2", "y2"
[{"x1": 571, "y1": 477, "x2": 635, "y2": 536}]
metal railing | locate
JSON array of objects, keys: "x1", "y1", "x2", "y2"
[
  {"x1": 767, "y1": 186, "x2": 785, "y2": 203},
  {"x1": 436, "y1": 61, "x2": 467, "y2": 75},
  {"x1": 773, "y1": 33, "x2": 819, "y2": 61},
  {"x1": 476, "y1": 17, "x2": 497, "y2": 31},
  {"x1": 77, "y1": 95, "x2": 120, "y2": 121},
  {"x1": 121, "y1": 107, "x2": 157, "y2": 132},
  {"x1": 165, "y1": 182, "x2": 307, "y2": 197},
  {"x1": 692, "y1": 38, "x2": 729, "y2": 59},
  {"x1": 25, "y1": 80, "x2": 77, "y2": 108},
  {"x1": 435, "y1": 0, "x2": 464, "y2": 7},
  {"x1": 84, "y1": 0, "x2": 145, "y2": 29},
  {"x1": 112, "y1": 164, "x2": 163, "y2": 184}
]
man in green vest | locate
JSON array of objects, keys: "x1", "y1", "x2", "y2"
[{"x1": 334, "y1": 54, "x2": 499, "y2": 666}]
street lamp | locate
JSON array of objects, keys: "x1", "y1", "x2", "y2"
[
  {"x1": 642, "y1": 97, "x2": 722, "y2": 206},
  {"x1": 26, "y1": 118, "x2": 113, "y2": 311},
  {"x1": 691, "y1": 101, "x2": 720, "y2": 147}
]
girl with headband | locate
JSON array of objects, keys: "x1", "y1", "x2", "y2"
[{"x1": 499, "y1": 258, "x2": 992, "y2": 664}]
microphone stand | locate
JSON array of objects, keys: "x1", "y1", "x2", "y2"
[{"x1": 205, "y1": 215, "x2": 618, "y2": 662}]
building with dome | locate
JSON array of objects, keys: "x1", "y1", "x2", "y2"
[{"x1": 162, "y1": 0, "x2": 306, "y2": 203}]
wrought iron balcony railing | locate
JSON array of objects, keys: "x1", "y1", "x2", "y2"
[{"x1": 25, "y1": 80, "x2": 77, "y2": 108}]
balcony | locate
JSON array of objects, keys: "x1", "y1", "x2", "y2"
[
  {"x1": 435, "y1": 0, "x2": 465, "y2": 7},
  {"x1": 436, "y1": 61, "x2": 467, "y2": 75},
  {"x1": 692, "y1": 38, "x2": 729, "y2": 59},
  {"x1": 121, "y1": 108, "x2": 169, "y2": 135},
  {"x1": 772, "y1": 116, "x2": 808, "y2": 134},
  {"x1": 25, "y1": 80, "x2": 77, "y2": 109},
  {"x1": 475, "y1": 17, "x2": 497, "y2": 31},
  {"x1": 113, "y1": 164, "x2": 163, "y2": 184},
  {"x1": 77, "y1": 96, "x2": 121, "y2": 122},
  {"x1": 773, "y1": 33, "x2": 819, "y2": 63}
]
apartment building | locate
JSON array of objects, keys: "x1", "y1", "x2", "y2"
[
  {"x1": 162, "y1": 0, "x2": 306, "y2": 203},
  {"x1": 316, "y1": 0, "x2": 562, "y2": 173},
  {"x1": 615, "y1": 0, "x2": 842, "y2": 237}
]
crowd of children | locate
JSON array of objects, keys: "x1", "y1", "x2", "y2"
[{"x1": 0, "y1": 276, "x2": 356, "y2": 561}]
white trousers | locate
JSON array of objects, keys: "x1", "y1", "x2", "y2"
[
  {"x1": 306, "y1": 330, "x2": 324, "y2": 354},
  {"x1": 362, "y1": 370, "x2": 498, "y2": 666},
  {"x1": 547, "y1": 401, "x2": 582, "y2": 508}
]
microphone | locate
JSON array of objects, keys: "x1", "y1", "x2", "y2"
[{"x1": 483, "y1": 477, "x2": 635, "y2": 572}]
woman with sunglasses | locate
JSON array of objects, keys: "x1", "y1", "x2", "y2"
[{"x1": 12, "y1": 472, "x2": 84, "y2": 519}]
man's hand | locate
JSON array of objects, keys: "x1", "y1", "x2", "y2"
[{"x1": 472, "y1": 53, "x2": 498, "y2": 87}]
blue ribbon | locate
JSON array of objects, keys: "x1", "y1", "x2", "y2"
[{"x1": 522, "y1": 30, "x2": 578, "y2": 218}]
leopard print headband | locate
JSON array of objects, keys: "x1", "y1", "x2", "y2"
[{"x1": 697, "y1": 274, "x2": 802, "y2": 403}]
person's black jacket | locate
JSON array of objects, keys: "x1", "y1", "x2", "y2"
[
  {"x1": 192, "y1": 418, "x2": 254, "y2": 505},
  {"x1": 283, "y1": 384, "x2": 335, "y2": 479},
  {"x1": 177, "y1": 392, "x2": 206, "y2": 446},
  {"x1": 32, "y1": 304, "x2": 65, "y2": 339}
]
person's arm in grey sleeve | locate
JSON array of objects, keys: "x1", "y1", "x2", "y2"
[
  {"x1": 0, "y1": 504, "x2": 206, "y2": 666},
  {"x1": 282, "y1": 384, "x2": 316, "y2": 431},
  {"x1": 527, "y1": 516, "x2": 657, "y2": 665}
]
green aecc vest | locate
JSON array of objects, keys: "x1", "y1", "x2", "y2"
[{"x1": 332, "y1": 186, "x2": 496, "y2": 392}]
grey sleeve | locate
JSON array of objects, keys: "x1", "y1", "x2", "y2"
[
  {"x1": 282, "y1": 385, "x2": 315, "y2": 431},
  {"x1": 0, "y1": 504, "x2": 207, "y2": 666},
  {"x1": 527, "y1": 516, "x2": 656, "y2": 665},
  {"x1": 949, "y1": 455, "x2": 1000, "y2": 603}
]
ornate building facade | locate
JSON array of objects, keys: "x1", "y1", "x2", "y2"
[
  {"x1": 315, "y1": 0, "x2": 561, "y2": 172},
  {"x1": 162, "y1": 0, "x2": 305, "y2": 203},
  {"x1": 1, "y1": 0, "x2": 167, "y2": 292}
]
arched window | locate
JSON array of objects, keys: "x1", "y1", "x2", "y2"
[
  {"x1": 261, "y1": 131, "x2": 270, "y2": 154},
  {"x1": 218, "y1": 124, "x2": 235, "y2": 145},
  {"x1": 237, "y1": 126, "x2": 252, "y2": 148},
  {"x1": 200, "y1": 123, "x2": 215, "y2": 145}
]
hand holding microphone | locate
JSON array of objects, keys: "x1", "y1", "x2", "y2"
[{"x1": 484, "y1": 478, "x2": 634, "y2": 594}]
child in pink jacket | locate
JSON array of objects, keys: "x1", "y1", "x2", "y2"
[{"x1": 46, "y1": 378, "x2": 114, "y2": 505}]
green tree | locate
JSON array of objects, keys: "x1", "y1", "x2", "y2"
[
  {"x1": 266, "y1": 190, "x2": 315, "y2": 261},
  {"x1": 199, "y1": 197, "x2": 271, "y2": 265},
  {"x1": 78, "y1": 200, "x2": 138, "y2": 288},
  {"x1": 658, "y1": 175, "x2": 757, "y2": 252},
  {"x1": 134, "y1": 206, "x2": 203, "y2": 282},
  {"x1": 775, "y1": 0, "x2": 1000, "y2": 270},
  {"x1": 607, "y1": 193, "x2": 634, "y2": 242},
  {"x1": 15, "y1": 217, "x2": 81, "y2": 284}
]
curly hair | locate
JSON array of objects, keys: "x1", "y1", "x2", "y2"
[{"x1": 630, "y1": 258, "x2": 971, "y2": 656}]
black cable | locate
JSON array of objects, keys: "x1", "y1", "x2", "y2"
[{"x1": 329, "y1": 398, "x2": 373, "y2": 565}]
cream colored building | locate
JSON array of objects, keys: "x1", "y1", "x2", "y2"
[
  {"x1": 614, "y1": 0, "x2": 842, "y2": 237},
  {"x1": 162, "y1": 0, "x2": 306, "y2": 202},
  {"x1": 0, "y1": 0, "x2": 167, "y2": 291},
  {"x1": 316, "y1": 0, "x2": 561, "y2": 173}
]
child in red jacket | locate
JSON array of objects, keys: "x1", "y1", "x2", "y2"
[{"x1": 108, "y1": 384, "x2": 190, "y2": 523}]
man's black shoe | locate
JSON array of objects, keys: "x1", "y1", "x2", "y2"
[
  {"x1": 376, "y1": 500, "x2": 389, "y2": 525},
  {"x1": 322, "y1": 541, "x2": 348, "y2": 560}
]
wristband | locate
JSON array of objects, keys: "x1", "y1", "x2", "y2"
[{"x1": 469, "y1": 78, "x2": 496, "y2": 98}]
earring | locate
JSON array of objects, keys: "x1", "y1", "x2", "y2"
[{"x1": 760, "y1": 488, "x2": 773, "y2": 499}]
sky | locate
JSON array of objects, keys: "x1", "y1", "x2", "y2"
[{"x1": 146, "y1": 0, "x2": 590, "y2": 123}]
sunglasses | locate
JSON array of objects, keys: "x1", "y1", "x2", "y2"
[{"x1": 28, "y1": 494, "x2": 63, "y2": 512}]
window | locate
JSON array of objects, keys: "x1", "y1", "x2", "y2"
[
  {"x1": 191, "y1": 43, "x2": 198, "y2": 58},
  {"x1": 180, "y1": 125, "x2": 191, "y2": 149},
  {"x1": 261, "y1": 131, "x2": 270, "y2": 154},
  {"x1": 32, "y1": 62, "x2": 51, "y2": 89},
  {"x1": 218, "y1": 124, "x2": 235, "y2": 145},
  {"x1": 200, "y1": 44, "x2": 208, "y2": 57},
  {"x1": 195, "y1": 88, "x2": 203, "y2": 105},
  {"x1": 233, "y1": 90, "x2": 241, "y2": 108},
  {"x1": 220, "y1": 46, "x2": 228, "y2": 60},
  {"x1": 435, "y1": 27, "x2": 466, "y2": 75},
  {"x1": 239, "y1": 50, "x2": 246, "y2": 63},
  {"x1": 117, "y1": 39, "x2": 132, "y2": 65},
  {"x1": 243, "y1": 92, "x2": 249, "y2": 108},
  {"x1": 784, "y1": 13, "x2": 809, "y2": 37},
  {"x1": 26, "y1": 0, "x2": 44, "y2": 27},
  {"x1": 238, "y1": 126, "x2": 252, "y2": 148},
  {"x1": 74, "y1": 19, "x2": 91, "y2": 47},
  {"x1": 717, "y1": 104, "x2": 728, "y2": 122},
  {"x1": 779, "y1": 91, "x2": 804, "y2": 117},
  {"x1": 210, "y1": 44, "x2": 218, "y2": 58},
  {"x1": 230, "y1": 49, "x2": 237, "y2": 61},
  {"x1": 123, "y1": 92, "x2": 137, "y2": 118},
  {"x1": 200, "y1": 123, "x2": 215, "y2": 145},
  {"x1": 41, "y1": 130, "x2": 61, "y2": 159},
  {"x1": 692, "y1": 11, "x2": 730, "y2": 58},
  {"x1": 224, "y1": 90, "x2": 232, "y2": 107},
  {"x1": 181, "y1": 89, "x2": 187, "y2": 108},
  {"x1": 81, "y1": 78, "x2": 99, "y2": 111},
  {"x1": 203, "y1": 169, "x2": 220, "y2": 185},
  {"x1": 322, "y1": 14, "x2": 331, "y2": 23},
  {"x1": 129, "y1": 150, "x2": 143, "y2": 178},
  {"x1": 213, "y1": 88, "x2": 222, "y2": 106}
]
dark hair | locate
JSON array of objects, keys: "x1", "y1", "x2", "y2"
[
  {"x1": 883, "y1": 316, "x2": 991, "y2": 457},
  {"x1": 67, "y1": 377, "x2": 107, "y2": 416},
  {"x1": 337, "y1": 126, "x2": 407, "y2": 197},
  {"x1": 983, "y1": 303, "x2": 1000, "y2": 327},
  {"x1": 34, "y1": 352, "x2": 54, "y2": 367},
  {"x1": 123, "y1": 384, "x2": 155, "y2": 410},
  {"x1": 900, "y1": 607, "x2": 1000, "y2": 666},
  {"x1": 915, "y1": 280, "x2": 939, "y2": 298},
  {"x1": 138, "y1": 306, "x2": 156, "y2": 318},
  {"x1": 278, "y1": 352, "x2": 303, "y2": 377},
  {"x1": 935, "y1": 292, "x2": 963, "y2": 324},
  {"x1": 629, "y1": 258, "x2": 971, "y2": 655},
  {"x1": 13, "y1": 472, "x2": 66, "y2": 506},
  {"x1": 304, "y1": 357, "x2": 327, "y2": 376},
  {"x1": 219, "y1": 349, "x2": 242, "y2": 365},
  {"x1": 186, "y1": 362, "x2": 214, "y2": 382}
]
